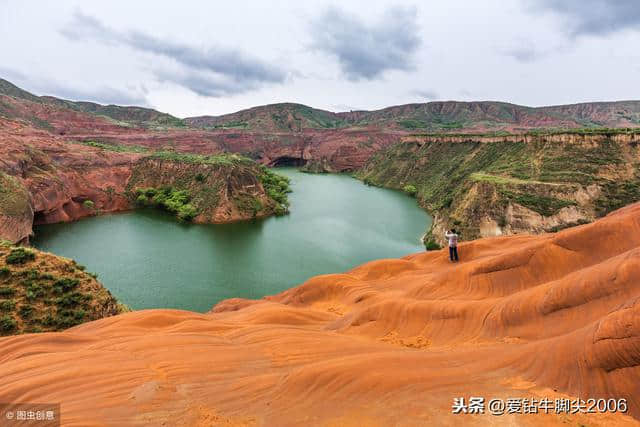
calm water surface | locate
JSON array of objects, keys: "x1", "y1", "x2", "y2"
[{"x1": 33, "y1": 169, "x2": 431, "y2": 312}]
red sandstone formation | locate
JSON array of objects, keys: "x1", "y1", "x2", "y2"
[
  {"x1": 0, "y1": 118, "x2": 139, "y2": 242},
  {"x1": 0, "y1": 203, "x2": 638, "y2": 425},
  {"x1": 0, "y1": 115, "x2": 285, "y2": 243}
]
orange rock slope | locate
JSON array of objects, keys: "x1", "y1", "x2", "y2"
[{"x1": 1, "y1": 203, "x2": 639, "y2": 426}]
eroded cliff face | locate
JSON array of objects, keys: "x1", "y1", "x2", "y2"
[
  {"x1": 0, "y1": 118, "x2": 289, "y2": 243},
  {"x1": 64, "y1": 128, "x2": 403, "y2": 172},
  {"x1": 0, "y1": 172, "x2": 32, "y2": 244},
  {"x1": 358, "y1": 132, "x2": 640, "y2": 245},
  {"x1": 0, "y1": 119, "x2": 143, "y2": 242},
  {"x1": 126, "y1": 156, "x2": 286, "y2": 223}
]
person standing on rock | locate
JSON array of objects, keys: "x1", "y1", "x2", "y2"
[{"x1": 445, "y1": 229, "x2": 459, "y2": 262}]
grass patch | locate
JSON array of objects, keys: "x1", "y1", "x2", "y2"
[
  {"x1": 149, "y1": 151, "x2": 253, "y2": 166},
  {"x1": 18, "y1": 304, "x2": 33, "y2": 318},
  {"x1": 0, "y1": 286, "x2": 16, "y2": 297},
  {"x1": 0, "y1": 315, "x2": 17, "y2": 334},
  {"x1": 55, "y1": 309, "x2": 86, "y2": 328},
  {"x1": 596, "y1": 177, "x2": 640, "y2": 215},
  {"x1": 73, "y1": 140, "x2": 149, "y2": 153},
  {"x1": 6, "y1": 247, "x2": 36, "y2": 265},
  {"x1": 0, "y1": 172, "x2": 30, "y2": 217},
  {"x1": 499, "y1": 190, "x2": 575, "y2": 216},
  {"x1": 0, "y1": 300, "x2": 15, "y2": 311},
  {"x1": 53, "y1": 278, "x2": 80, "y2": 294},
  {"x1": 56, "y1": 292, "x2": 90, "y2": 308}
]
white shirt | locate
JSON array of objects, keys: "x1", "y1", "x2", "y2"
[{"x1": 445, "y1": 232, "x2": 458, "y2": 247}]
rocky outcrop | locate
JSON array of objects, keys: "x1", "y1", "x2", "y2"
[
  {"x1": 126, "y1": 156, "x2": 287, "y2": 223},
  {"x1": 0, "y1": 242, "x2": 124, "y2": 335},
  {"x1": 358, "y1": 132, "x2": 640, "y2": 245},
  {"x1": 0, "y1": 172, "x2": 33, "y2": 244},
  {"x1": 0, "y1": 118, "x2": 290, "y2": 243},
  {"x1": 0, "y1": 203, "x2": 638, "y2": 424}
]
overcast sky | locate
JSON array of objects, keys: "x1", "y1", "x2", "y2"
[{"x1": 1, "y1": 1, "x2": 639, "y2": 117}]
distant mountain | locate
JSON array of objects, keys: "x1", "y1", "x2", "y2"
[
  {"x1": 0, "y1": 78, "x2": 185, "y2": 129},
  {"x1": 42, "y1": 97, "x2": 186, "y2": 128},
  {"x1": 0, "y1": 78, "x2": 41, "y2": 103},
  {"x1": 354, "y1": 100, "x2": 640, "y2": 131},
  {"x1": 185, "y1": 103, "x2": 346, "y2": 132},
  {"x1": 2, "y1": 77, "x2": 640, "y2": 133},
  {"x1": 187, "y1": 100, "x2": 640, "y2": 133}
]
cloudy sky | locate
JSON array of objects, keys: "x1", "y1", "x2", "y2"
[{"x1": 1, "y1": 1, "x2": 639, "y2": 117}]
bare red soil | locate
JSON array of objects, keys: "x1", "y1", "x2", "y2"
[{"x1": 0, "y1": 203, "x2": 638, "y2": 425}]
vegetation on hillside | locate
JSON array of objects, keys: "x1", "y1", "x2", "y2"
[
  {"x1": 411, "y1": 127, "x2": 640, "y2": 138},
  {"x1": 135, "y1": 187, "x2": 198, "y2": 221},
  {"x1": 126, "y1": 153, "x2": 292, "y2": 221},
  {"x1": 0, "y1": 172, "x2": 30, "y2": 217},
  {"x1": 148, "y1": 151, "x2": 255, "y2": 166},
  {"x1": 358, "y1": 135, "x2": 640, "y2": 243},
  {"x1": 0, "y1": 241, "x2": 124, "y2": 335},
  {"x1": 186, "y1": 103, "x2": 348, "y2": 131},
  {"x1": 71, "y1": 140, "x2": 150, "y2": 153},
  {"x1": 402, "y1": 184, "x2": 417, "y2": 197},
  {"x1": 45, "y1": 98, "x2": 186, "y2": 129},
  {"x1": 259, "y1": 166, "x2": 292, "y2": 215}
]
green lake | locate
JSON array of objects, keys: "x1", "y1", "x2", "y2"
[{"x1": 32, "y1": 169, "x2": 431, "y2": 312}]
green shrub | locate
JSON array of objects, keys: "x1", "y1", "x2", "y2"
[
  {"x1": 82, "y1": 200, "x2": 95, "y2": 209},
  {"x1": 56, "y1": 309, "x2": 85, "y2": 328},
  {"x1": 134, "y1": 187, "x2": 200, "y2": 222},
  {"x1": 177, "y1": 204, "x2": 198, "y2": 221},
  {"x1": 25, "y1": 283, "x2": 45, "y2": 301},
  {"x1": 402, "y1": 184, "x2": 417, "y2": 197},
  {"x1": 195, "y1": 173, "x2": 206, "y2": 182},
  {"x1": 0, "y1": 267, "x2": 10, "y2": 278},
  {"x1": 0, "y1": 315, "x2": 16, "y2": 333},
  {"x1": 260, "y1": 168, "x2": 291, "y2": 210},
  {"x1": 18, "y1": 269, "x2": 40, "y2": 280},
  {"x1": 6, "y1": 247, "x2": 35, "y2": 265},
  {"x1": 18, "y1": 304, "x2": 33, "y2": 318},
  {"x1": 56, "y1": 292, "x2": 87, "y2": 308},
  {"x1": 425, "y1": 240, "x2": 441, "y2": 251},
  {"x1": 42, "y1": 311, "x2": 56, "y2": 327},
  {"x1": 53, "y1": 278, "x2": 79, "y2": 294},
  {"x1": 274, "y1": 204, "x2": 288, "y2": 216},
  {"x1": 251, "y1": 199, "x2": 263, "y2": 214},
  {"x1": 0, "y1": 300, "x2": 15, "y2": 311},
  {"x1": 0, "y1": 286, "x2": 15, "y2": 297}
]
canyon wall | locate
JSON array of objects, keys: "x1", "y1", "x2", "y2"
[
  {"x1": 358, "y1": 132, "x2": 640, "y2": 245},
  {"x1": 0, "y1": 119, "x2": 290, "y2": 243}
]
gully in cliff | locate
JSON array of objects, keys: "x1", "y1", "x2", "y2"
[{"x1": 445, "y1": 229, "x2": 460, "y2": 262}]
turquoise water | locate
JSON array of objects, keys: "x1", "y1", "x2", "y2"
[{"x1": 32, "y1": 169, "x2": 431, "y2": 312}]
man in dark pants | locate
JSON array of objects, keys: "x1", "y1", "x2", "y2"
[{"x1": 445, "y1": 229, "x2": 459, "y2": 262}]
